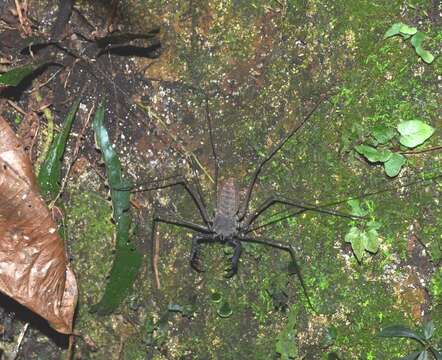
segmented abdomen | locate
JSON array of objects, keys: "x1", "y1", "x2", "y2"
[{"x1": 216, "y1": 178, "x2": 239, "y2": 218}]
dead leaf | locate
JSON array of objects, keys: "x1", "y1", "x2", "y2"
[{"x1": 0, "y1": 115, "x2": 77, "y2": 334}]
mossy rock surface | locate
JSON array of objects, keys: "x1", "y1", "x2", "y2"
[{"x1": 0, "y1": 0, "x2": 440, "y2": 359}]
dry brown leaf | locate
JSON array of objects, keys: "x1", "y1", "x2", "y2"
[{"x1": 0, "y1": 115, "x2": 77, "y2": 334}]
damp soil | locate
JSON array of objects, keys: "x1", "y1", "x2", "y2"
[{"x1": 0, "y1": 0, "x2": 441, "y2": 359}]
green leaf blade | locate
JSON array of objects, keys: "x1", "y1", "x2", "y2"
[
  {"x1": 411, "y1": 32, "x2": 425, "y2": 48},
  {"x1": 430, "y1": 347, "x2": 442, "y2": 360},
  {"x1": 347, "y1": 199, "x2": 368, "y2": 217},
  {"x1": 384, "y1": 23, "x2": 403, "y2": 39},
  {"x1": 0, "y1": 63, "x2": 39, "y2": 86},
  {"x1": 364, "y1": 228, "x2": 379, "y2": 253},
  {"x1": 410, "y1": 32, "x2": 434, "y2": 64},
  {"x1": 384, "y1": 153, "x2": 406, "y2": 177},
  {"x1": 399, "y1": 24, "x2": 418, "y2": 35},
  {"x1": 345, "y1": 227, "x2": 365, "y2": 261},
  {"x1": 397, "y1": 120, "x2": 435, "y2": 148},
  {"x1": 37, "y1": 98, "x2": 81, "y2": 198},
  {"x1": 400, "y1": 351, "x2": 425, "y2": 360},
  {"x1": 379, "y1": 325, "x2": 425, "y2": 343},
  {"x1": 355, "y1": 144, "x2": 392, "y2": 163},
  {"x1": 423, "y1": 320, "x2": 435, "y2": 340},
  {"x1": 91, "y1": 103, "x2": 143, "y2": 315},
  {"x1": 417, "y1": 350, "x2": 428, "y2": 360},
  {"x1": 415, "y1": 46, "x2": 434, "y2": 64},
  {"x1": 372, "y1": 124, "x2": 396, "y2": 144}
]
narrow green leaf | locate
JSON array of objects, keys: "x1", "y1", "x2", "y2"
[
  {"x1": 379, "y1": 325, "x2": 425, "y2": 343},
  {"x1": 384, "y1": 23, "x2": 403, "y2": 39},
  {"x1": 371, "y1": 124, "x2": 396, "y2": 144},
  {"x1": 37, "y1": 99, "x2": 80, "y2": 198},
  {"x1": 397, "y1": 120, "x2": 435, "y2": 148},
  {"x1": 423, "y1": 320, "x2": 435, "y2": 340},
  {"x1": 417, "y1": 350, "x2": 428, "y2": 360},
  {"x1": 414, "y1": 46, "x2": 434, "y2": 64},
  {"x1": 90, "y1": 103, "x2": 143, "y2": 315},
  {"x1": 275, "y1": 306, "x2": 298, "y2": 360},
  {"x1": 400, "y1": 351, "x2": 424, "y2": 360},
  {"x1": 399, "y1": 24, "x2": 418, "y2": 35},
  {"x1": 275, "y1": 330, "x2": 297, "y2": 360},
  {"x1": 355, "y1": 144, "x2": 392, "y2": 163},
  {"x1": 0, "y1": 63, "x2": 41, "y2": 86},
  {"x1": 384, "y1": 153, "x2": 406, "y2": 177},
  {"x1": 430, "y1": 347, "x2": 442, "y2": 360}
]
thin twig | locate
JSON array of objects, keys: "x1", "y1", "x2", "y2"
[
  {"x1": 66, "y1": 334, "x2": 75, "y2": 360},
  {"x1": 14, "y1": 0, "x2": 25, "y2": 30},
  {"x1": 27, "y1": 67, "x2": 65, "y2": 94},
  {"x1": 152, "y1": 217, "x2": 161, "y2": 289},
  {"x1": 153, "y1": 234, "x2": 161, "y2": 289},
  {"x1": 12, "y1": 322, "x2": 29, "y2": 360},
  {"x1": 400, "y1": 146, "x2": 442, "y2": 155},
  {"x1": 6, "y1": 100, "x2": 27, "y2": 115}
]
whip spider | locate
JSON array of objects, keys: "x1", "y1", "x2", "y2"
[{"x1": 136, "y1": 90, "x2": 361, "y2": 310}]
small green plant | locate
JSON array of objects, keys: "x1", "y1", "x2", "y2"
[
  {"x1": 144, "y1": 304, "x2": 194, "y2": 348},
  {"x1": 384, "y1": 23, "x2": 435, "y2": 64},
  {"x1": 429, "y1": 268, "x2": 442, "y2": 300},
  {"x1": 379, "y1": 321, "x2": 442, "y2": 359},
  {"x1": 0, "y1": 62, "x2": 43, "y2": 86},
  {"x1": 355, "y1": 120, "x2": 435, "y2": 177},
  {"x1": 275, "y1": 305, "x2": 299, "y2": 360},
  {"x1": 345, "y1": 199, "x2": 380, "y2": 262},
  {"x1": 210, "y1": 290, "x2": 233, "y2": 318}
]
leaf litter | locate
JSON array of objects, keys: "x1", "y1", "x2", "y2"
[{"x1": 0, "y1": 115, "x2": 77, "y2": 334}]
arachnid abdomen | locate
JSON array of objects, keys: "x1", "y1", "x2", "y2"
[{"x1": 213, "y1": 178, "x2": 239, "y2": 239}]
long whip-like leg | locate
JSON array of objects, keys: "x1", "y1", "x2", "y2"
[
  {"x1": 238, "y1": 92, "x2": 333, "y2": 221},
  {"x1": 244, "y1": 195, "x2": 363, "y2": 230},
  {"x1": 247, "y1": 172, "x2": 442, "y2": 232},
  {"x1": 187, "y1": 156, "x2": 209, "y2": 217},
  {"x1": 240, "y1": 236, "x2": 316, "y2": 313},
  {"x1": 151, "y1": 209, "x2": 211, "y2": 288},
  {"x1": 247, "y1": 208, "x2": 307, "y2": 233},
  {"x1": 129, "y1": 176, "x2": 212, "y2": 227},
  {"x1": 205, "y1": 95, "x2": 219, "y2": 212}
]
